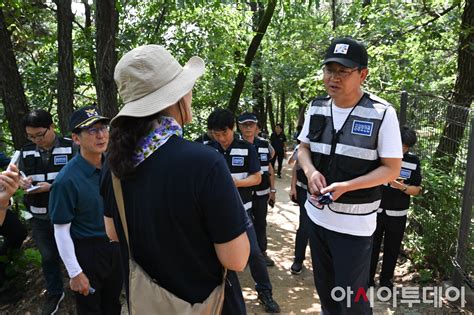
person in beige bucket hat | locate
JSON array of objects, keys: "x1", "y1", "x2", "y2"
[{"x1": 101, "y1": 45, "x2": 251, "y2": 314}]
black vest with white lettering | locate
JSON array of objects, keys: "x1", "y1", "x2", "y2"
[
  {"x1": 21, "y1": 137, "x2": 74, "y2": 215},
  {"x1": 307, "y1": 93, "x2": 389, "y2": 215},
  {"x1": 380, "y1": 153, "x2": 420, "y2": 212},
  {"x1": 251, "y1": 137, "x2": 271, "y2": 196},
  {"x1": 210, "y1": 139, "x2": 255, "y2": 211}
]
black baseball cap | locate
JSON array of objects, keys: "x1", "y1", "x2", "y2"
[
  {"x1": 323, "y1": 37, "x2": 368, "y2": 69},
  {"x1": 69, "y1": 106, "x2": 109, "y2": 132},
  {"x1": 238, "y1": 112, "x2": 258, "y2": 123}
]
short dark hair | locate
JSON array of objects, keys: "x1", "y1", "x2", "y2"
[
  {"x1": 401, "y1": 126, "x2": 417, "y2": 147},
  {"x1": 207, "y1": 108, "x2": 235, "y2": 131},
  {"x1": 22, "y1": 109, "x2": 53, "y2": 129},
  {"x1": 275, "y1": 123, "x2": 283, "y2": 129}
]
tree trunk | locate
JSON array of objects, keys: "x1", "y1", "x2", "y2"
[
  {"x1": 0, "y1": 8, "x2": 29, "y2": 149},
  {"x1": 266, "y1": 83, "x2": 275, "y2": 133},
  {"x1": 95, "y1": 0, "x2": 118, "y2": 118},
  {"x1": 434, "y1": 0, "x2": 473, "y2": 169},
  {"x1": 55, "y1": 0, "x2": 74, "y2": 135},
  {"x1": 250, "y1": 2, "x2": 265, "y2": 124},
  {"x1": 280, "y1": 91, "x2": 286, "y2": 129},
  {"x1": 82, "y1": 0, "x2": 97, "y2": 91},
  {"x1": 331, "y1": 0, "x2": 338, "y2": 30},
  {"x1": 228, "y1": 0, "x2": 277, "y2": 113}
]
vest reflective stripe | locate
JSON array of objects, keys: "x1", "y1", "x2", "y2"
[
  {"x1": 30, "y1": 206, "x2": 47, "y2": 214},
  {"x1": 230, "y1": 148, "x2": 248, "y2": 156},
  {"x1": 243, "y1": 201, "x2": 252, "y2": 210},
  {"x1": 307, "y1": 195, "x2": 380, "y2": 215},
  {"x1": 52, "y1": 147, "x2": 72, "y2": 154},
  {"x1": 255, "y1": 188, "x2": 270, "y2": 196},
  {"x1": 307, "y1": 105, "x2": 331, "y2": 116},
  {"x1": 402, "y1": 161, "x2": 417, "y2": 170},
  {"x1": 23, "y1": 150, "x2": 40, "y2": 158},
  {"x1": 47, "y1": 172, "x2": 59, "y2": 181},
  {"x1": 310, "y1": 142, "x2": 331, "y2": 155},
  {"x1": 352, "y1": 106, "x2": 386, "y2": 120},
  {"x1": 31, "y1": 174, "x2": 46, "y2": 182},
  {"x1": 378, "y1": 208, "x2": 408, "y2": 217},
  {"x1": 296, "y1": 181, "x2": 307, "y2": 190},
  {"x1": 335, "y1": 143, "x2": 378, "y2": 160},
  {"x1": 231, "y1": 172, "x2": 249, "y2": 180},
  {"x1": 261, "y1": 165, "x2": 269, "y2": 172},
  {"x1": 258, "y1": 147, "x2": 270, "y2": 153}
]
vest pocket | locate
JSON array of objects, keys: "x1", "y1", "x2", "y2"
[{"x1": 308, "y1": 114, "x2": 326, "y2": 142}]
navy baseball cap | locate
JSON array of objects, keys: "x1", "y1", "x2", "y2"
[
  {"x1": 238, "y1": 112, "x2": 258, "y2": 123},
  {"x1": 69, "y1": 106, "x2": 109, "y2": 132},
  {"x1": 323, "y1": 37, "x2": 368, "y2": 69}
]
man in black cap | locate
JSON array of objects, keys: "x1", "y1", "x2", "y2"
[
  {"x1": 49, "y1": 106, "x2": 122, "y2": 314},
  {"x1": 237, "y1": 112, "x2": 277, "y2": 266},
  {"x1": 297, "y1": 37, "x2": 402, "y2": 314}
]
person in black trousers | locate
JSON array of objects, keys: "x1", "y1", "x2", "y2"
[
  {"x1": 270, "y1": 124, "x2": 286, "y2": 178},
  {"x1": 370, "y1": 126, "x2": 422, "y2": 288}
]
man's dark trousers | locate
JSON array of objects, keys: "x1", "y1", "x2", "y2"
[
  {"x1": 370, "y1": 211, "x2": 407, "y2": 286},
  {"x1": 74, "y1": 237, "x2": 122, "y2": 314},
  {"x1": 30, "y1": 217, "x2": 64, "y2": 295},
  {"x1": 308, "y1": 219, "x2": 373, "y2": 314},
  {"x1": 246, "y1": 212, "x2": 272, "y2": 293},
  {"x1": 251, "y1": 195, "x2": 269, "y2": 254},
  {"x1": 294, "y1": 186, "x2": 309, "y2": 263}
]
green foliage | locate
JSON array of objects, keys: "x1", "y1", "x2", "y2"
[{"x1": 406, "y1": 157, "x2": 463, "y2": 279}]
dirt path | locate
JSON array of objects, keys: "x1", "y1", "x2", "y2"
[{"x1": 239, "y1": 160, "x2": 471, "y2": 314}]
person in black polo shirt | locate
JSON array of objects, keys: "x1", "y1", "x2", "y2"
[
  {"x1": 370, "y1": 126, "x2": 422, "y2": 288},
  {"x1": 208, "y1": 108, "x2": 280, "y2": 314},
  {"x1": 237, "y1": 112, "x2": 277, "y2": 267},
  {"x1": 270, "y1": 123, "x2": 286, "y2": 178},
  {"x1": 49, "y1": 106, "x2": 122, "y2": 314}
]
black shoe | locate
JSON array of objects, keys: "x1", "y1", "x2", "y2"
[
  {"x1": 290, "y1": 261, "x2": 303, "y2": 275},
  {"x1": 42, "y1": 292, "x2": 64, "y2": 315},
  {"x1": 263, "y1": 254, "x2": 275, "y2": 267},
  {"x1": 277, "y1": 174, "x2": 282, "y2": 178},
  {"x1": 257, "y1": 290, "x2": 280, "y2": 313}
]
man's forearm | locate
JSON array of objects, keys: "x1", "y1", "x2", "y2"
[
  {"x1": 345, "y1": 161, "x2": 401, "y2": 193},
  {"x1": 297, "y1": 144, "x2": 317, "y2": 178},
  {"x1": 54, "y1": 223, "x2": 83, "y2": 278},
  {"x1": 235, "y1": 173, "x2": 261, "y2": 188}
]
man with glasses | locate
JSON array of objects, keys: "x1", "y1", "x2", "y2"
[
  {"x1": 298, "y1": 38, "x2": 402, "y2": 314},
  {"x1": 19, "y1": 109, "x2": 76, "y2": 314},
  {"x1": 49, "y1": 106, "x2": 122, "y2": 314}
]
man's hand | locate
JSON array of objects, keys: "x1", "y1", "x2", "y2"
[
  {"x1": 70, "y1": 272, "x2": 90, "y2": 296},
  {"x1": 0, "y1": 165, "x2": 19, "y2": 208},
  {"x1": 289, "y1": 186, "x2": 297, "y2": 203},
  {"x1": 389, "y1": 179, "x2": 405, "y2": 190},
  {"x1": 19, "y1": 175, "x2": 32, "y2": 190},
  {"x1": 307, "y1": 170, "x2": 327, "y2": 196},
  {"x1": 26, "y1": 182, "x2": 51, "y2": 194},
  {"x1": 320, "y1": 181, "x2": 350, "y2": 202},
  {"x1": 269, "y1": 191, "x2": 276, "y2": 205}
]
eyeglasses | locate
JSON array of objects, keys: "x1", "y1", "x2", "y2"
[
  {"x1": 323, "y1": 66, "x2": 359, "y2": 79},
  {"x1": 240, "y1": 122, "x2": 256, "y2": 128},
  {"x1": 84, "y1": 125, "x2": 109, "y2": 136},
  {"x1": 27, "y1": 128, "x2": 49, "y2": 141}
]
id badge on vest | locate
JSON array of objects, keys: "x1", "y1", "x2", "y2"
[
  {"x1": 351, "y1": 120, "x2": 373, "y2": 137},
  {"x1": 232, "y1": 156, "x2": 244, "y2": 167},
  {"x1": 54, "y1": 155, "x2": 68, "y2": 165}
]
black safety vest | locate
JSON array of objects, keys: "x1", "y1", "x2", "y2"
[
  {"x1": 250, "y1": 137, "x2": 271, "y2": 196},
  {"x1": 307, "y1": 93, "x2": 389, "y2": 215},
  {"x1": 379, "y1": 153, "x2": 421, "y2": 216},
  {"x1": 294, "y1": 146, "x2": 308, "y2": 190},
  {"x1": 209, "y1": 139, "x2": 257, "y2": 211},
  {"x1": 21, "y1": 137, "x2": 75, "y2": 215}
]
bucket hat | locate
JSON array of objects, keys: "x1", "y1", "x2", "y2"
[{"x1": 113, "y1": 45, "x2": 205, "y2": 122}]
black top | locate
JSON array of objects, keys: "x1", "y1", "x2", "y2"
[
  {"x1": 101, "y1": 136, "x2": 248, "y2": 308},
  {"x1": 270, "y1": 132, "x2": 286, "y2": 153},
  {"x1": 380, "y1": 152, "x2": 422, "y2": 211}
]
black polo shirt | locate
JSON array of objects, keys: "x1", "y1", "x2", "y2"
[{"x1": 101, "y1": 136, "x2": 248, "y2": 308}]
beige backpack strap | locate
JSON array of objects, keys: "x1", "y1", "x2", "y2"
[{"x1": 111, "y1": 173, "x2": 131, "y2": 255}]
